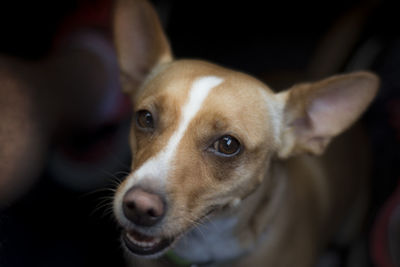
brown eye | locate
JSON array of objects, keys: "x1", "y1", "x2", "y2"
[
  {"x1": 136, "y1": 110, "x2": 154, "y2": 129},
  {"x1": 213, "y1": 135, "x2": 241, "y2": 156}
]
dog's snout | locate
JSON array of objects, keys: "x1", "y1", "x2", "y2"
[{"x1": 122, "y1": 187, "x2": 165, "y2": 227}]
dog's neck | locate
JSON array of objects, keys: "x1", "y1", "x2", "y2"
[{"x1": 170, "y1": 160, "x2": 288, "y2": 265}]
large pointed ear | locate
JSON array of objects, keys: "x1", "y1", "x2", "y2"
[
  {"x1": 277, "y1": 71, "x2": 379, "y2": 158},
  {"x1": 113, "y1": 0, "x2": 173, "y2": 92}
]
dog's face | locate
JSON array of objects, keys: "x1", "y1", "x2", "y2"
[
  {"x1": 113, "y1": 60, "x2": 281, "y2": 257},
  {"x1": 112, "y1": 0, "x2": 379, "y2": 260}
]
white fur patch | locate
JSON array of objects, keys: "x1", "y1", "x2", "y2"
[
  {"x1": 157, "y1": 75, "x2": 224, "y2": 173},
  {"x1": 120, "y1": 76, "x2": 223, "y2": 195}
]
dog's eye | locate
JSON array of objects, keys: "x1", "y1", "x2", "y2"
[
  {"x1": 213, "y1": 135, "x2": 241, "y2": 156},
  {"x1": 136, "y1": 110, "x2": 154, "y2": 129}
]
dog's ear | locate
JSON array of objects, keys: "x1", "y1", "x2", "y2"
[
  {"x1": 276, "y1": 71, "x2": 379, "y2": 158},
  {"x1": 113, "y1": 0, "x2": 172, "y2": 93}
]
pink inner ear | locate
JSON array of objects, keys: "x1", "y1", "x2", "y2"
[
  {"x1": 307, "y1": 84, "x2": 364, "y2": 137},
  {"x1": 280, "y1": 72, "x2": 378, "y2": 157}
]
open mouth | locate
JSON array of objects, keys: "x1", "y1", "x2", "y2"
[
  {"x1": 122, "y1": 229, "x2": 175, "y2": 257},
  {"x1": 121, "y1": 207, "x2": 218, "y2": 257}
]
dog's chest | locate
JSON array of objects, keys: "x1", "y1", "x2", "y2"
[{"x1": 171, "y1": 217, "x2": 246, "y2": 264}]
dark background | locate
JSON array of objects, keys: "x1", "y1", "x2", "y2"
[{"x1": 1, "y1": 0, "x2": 399, "y2": 266}]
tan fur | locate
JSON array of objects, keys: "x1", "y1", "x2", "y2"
[{"x1": 112, "y1": 0, "x2": 380, "y2": 266}]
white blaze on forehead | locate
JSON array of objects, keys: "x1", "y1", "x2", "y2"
[
  {"x1": 165, "y1": 76, "x2": 224, "y2": 161},
  {"x1": 124, "y1": 76, "x2": 224, "y2": 189}
]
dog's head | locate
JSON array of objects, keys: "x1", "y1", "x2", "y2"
[{"x1": 112, "y1": 0, "x2": 379, "y2": 259}]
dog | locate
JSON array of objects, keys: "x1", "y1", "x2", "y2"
[{"x1": 112, "y1": 0, "x2": 380, "y2": 266}]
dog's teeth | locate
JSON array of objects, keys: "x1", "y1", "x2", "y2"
[{"x1": 127, "y1": 232, "x2": 161, "y2": 248}]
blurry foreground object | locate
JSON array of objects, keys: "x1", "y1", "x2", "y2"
[{"x1": 0, "y1": 0, "x2": 130, "y2": 208}]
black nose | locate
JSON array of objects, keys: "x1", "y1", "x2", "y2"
[{"x1": 122, "y1": 187, "x2": 165, "y2": 227}]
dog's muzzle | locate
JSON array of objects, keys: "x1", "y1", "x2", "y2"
[{"x1": 120, "y1": 186, "x2": 175, "y2": 256}]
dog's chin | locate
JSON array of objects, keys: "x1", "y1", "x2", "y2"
[{"x1": 122, "y1": 229, "x2": 176, "y2": 258}]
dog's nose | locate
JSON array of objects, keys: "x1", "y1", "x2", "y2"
[{"x1": 122, "y1": 187, "x2": 165, "y2": 227}]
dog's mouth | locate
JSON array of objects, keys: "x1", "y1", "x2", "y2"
[
  {"x1": 121, "y1": 207, "x2": 220, "y2": 257},
  {"x1": 122, "y1": 229, "x2": 175, "y2": 256}
]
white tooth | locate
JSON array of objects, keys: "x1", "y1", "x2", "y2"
[{"x1": 127, "y1": 233, "x2": 161, "y2": 248}]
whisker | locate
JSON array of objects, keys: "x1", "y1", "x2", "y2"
[
  {"x1": 181, "y1": 214, "x2": 208, "y2": 240},
  {"x1": 79, "y1": 186, "x2": 115, "y2": 199},
  {"x1": 91, "y1": 200, "x2": 112, "y2": 217},
  {"x1": 90, "y1": 195, "x2": 117, "y2": 219},
  {"x1": 96, "y1": 168, "x2": 125, "y2": 186},
  {"x1": 113, "y1": 170, "x2": 131, "y2": 177}
]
